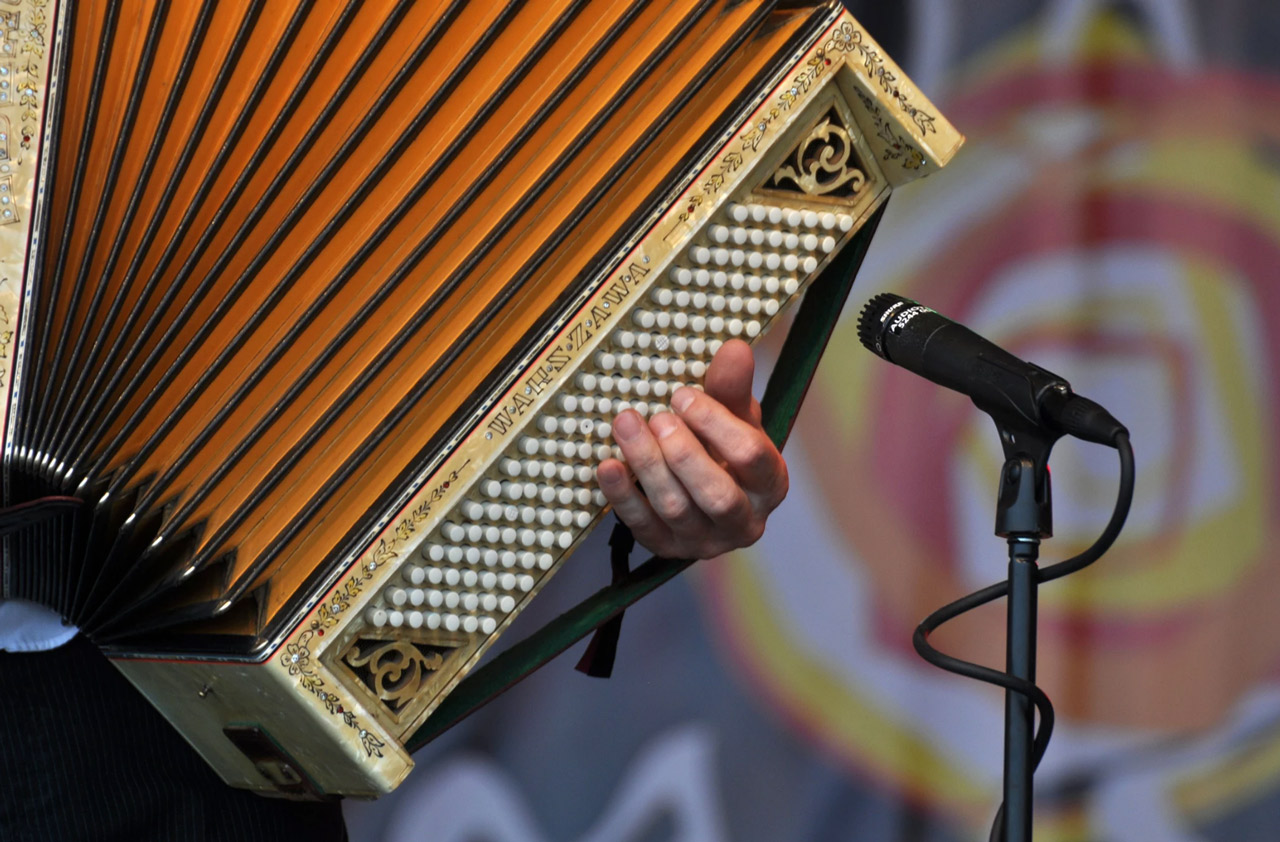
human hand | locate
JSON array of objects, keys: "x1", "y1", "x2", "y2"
[{"x1": 596, "y1": 339, "x2": 788, "y2": 559}]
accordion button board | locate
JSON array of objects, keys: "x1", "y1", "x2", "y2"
[{"x1": 0, "y1": 0, "x2": 961, "y2": 796}]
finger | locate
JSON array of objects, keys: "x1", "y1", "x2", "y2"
[
  {"x1": 649, "y1": 411, "x2": 757, "y2": 536},
  {"x1": 703, "y1": 338, "x2": 756, "y2": 422},
  {"x1": 671, "y1": 387, "x2": 787, "y2": 506},
  {"x1": 596, "y1": 456, "x2": 675, "y2": 552},
  {"x1": 608, "y1": 409, "x2": 709, "y2": 535}
]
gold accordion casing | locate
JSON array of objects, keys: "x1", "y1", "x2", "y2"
[{"x1": 0, "y1": 0, "x2": 960, "y2": 796}]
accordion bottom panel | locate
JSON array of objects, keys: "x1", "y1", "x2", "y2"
[{"x1": 110, "y1": 17, "x2": 961, "y2": 797}]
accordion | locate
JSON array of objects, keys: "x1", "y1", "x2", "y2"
[{"x1": 0, "y1": 0, "x2": 960, "y2": 797}]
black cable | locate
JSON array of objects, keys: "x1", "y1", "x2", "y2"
[
  {"x1": 912, "y1": 432, "x2": 1134, "y2": 840},
  {"x1": 1040, "y1": 432, "x2": 1134, "y2": 583}
]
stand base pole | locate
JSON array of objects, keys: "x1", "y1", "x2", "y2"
[{"x1": 1002, "y1": 537, "x2": 1039, "y2": 842}]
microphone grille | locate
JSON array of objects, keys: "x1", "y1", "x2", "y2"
[{"x1": 856, "y1": 292, "x2": 914, "y2": 357}]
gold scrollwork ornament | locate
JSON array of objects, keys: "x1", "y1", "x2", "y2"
[
  {"x1": 343, "y1": 640, "x2": 446, "y2": 713},
  {"x1": 770, "y1": 117, "x2": 867, "y2": 197}
]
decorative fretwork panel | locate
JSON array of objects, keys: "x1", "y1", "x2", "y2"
[
  {"x1": 338, "y1": 637, "x2": 463, "y2": 720},
  {"x1": 764, "y1": 108, "x2": 870, "y2": 200}
]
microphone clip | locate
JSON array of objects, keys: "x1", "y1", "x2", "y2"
[{"x1": 993, "y1": 419, "x2": 1060, "y2": 540}]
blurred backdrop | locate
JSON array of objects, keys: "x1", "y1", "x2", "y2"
[{"x1": 347, "y1": 1, "x2": 1280, "y2": 839}]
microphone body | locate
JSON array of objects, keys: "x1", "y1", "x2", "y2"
[{"x1": 857, "y1": 294, "x2": 1126, "y2": 446}]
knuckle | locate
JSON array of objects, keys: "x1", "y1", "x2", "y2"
[
  {"x1": 734, "y1": 436, "x2": 775, "y2": 473},
  {"x1": 662, "y1": 438, "x2": 700, "y2": 471},
  {"x1": 703, "y1": 487, "x2": 748, "y2": 522},
  {"x1": 770, "y1": 459, "x2": 790, "y2": 505},
  {"x1": 688, "y1": 400, "x2": 714, "y2": 426},
  {"x1": 652, "y1": 491, "x2": 693, "y2": 523},
  {"x1": 610, "y1": 502, "x2": 647, "y2": 528},
  {"x1": 626, "y1": 445, "x2": 666, "y2": 476},
  {"x1": 677, "y1": 395, "x2": 713, "y2": 428},
  {"x1": 609, "y1": 495, "x2": 650, "y2": 527}
]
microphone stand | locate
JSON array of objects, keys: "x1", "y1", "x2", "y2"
[{"x1": 992, "y1": 423, "x2": 1057, "y2": 842}]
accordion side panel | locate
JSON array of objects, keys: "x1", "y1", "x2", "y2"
[{"x1": 109, "y1": 7, "x2": 963, "y2": 796}]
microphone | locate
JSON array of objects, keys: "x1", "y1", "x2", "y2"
[{"x1": 857, "y1": 293, "x2": 1127, "y2": 446}]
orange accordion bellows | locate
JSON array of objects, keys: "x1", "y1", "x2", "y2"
[{"x1": 0, "y1": 0, "x2": 960, "y2": 796}]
